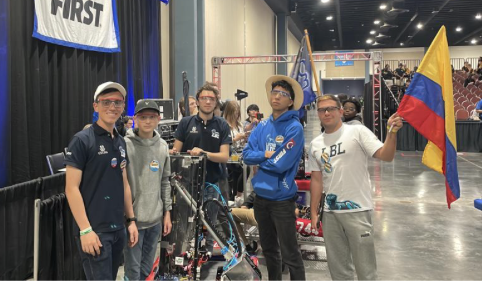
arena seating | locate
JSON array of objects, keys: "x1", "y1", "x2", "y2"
[{"x1": 452, "y1": 71, "x2": 482, "y2": 120}]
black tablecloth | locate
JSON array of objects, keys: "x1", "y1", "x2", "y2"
[{"x1": 395, "y1": 121, "x2": 482, "y2": 152}]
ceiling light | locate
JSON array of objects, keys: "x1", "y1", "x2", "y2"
[
  {"x1": 456, "y1": 27, "x2": 462, "y2": 32},
  {"x1": 366, "y1": 39, "x2": 373, "y2": 44},
  {"x1": 321, "y1": 0, "x2": 330, "y2": 3},
  {"x1": 471, "y1": 39, "x2": 477, "y2": 44},
  {"x1": 370, "y1": 30, "x2": 376, "y2": 35},
  {"x1": 380, "y1": 4, "x2": 387, "y2": 10},
  {"x1": 329, "y1": 29, "x2": 335, "y2": 32},
  {"x1": 400, "y1": 42, "x2": 404, "y2": 46},
  {"x1": 326, "y1": 15, "x2": 333, "y2": 20},
  {"x1": 476, "y1": 14, "x2": 482, "y2": 20},
  {"x1": 417, "y1": 23, "x2": 423, "y2": 29},
  {"x1": 374, "y1": 20, "x2": 381, "y2": 24}
]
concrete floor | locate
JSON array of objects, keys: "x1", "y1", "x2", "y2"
[{"x1": 118, "y1": 151, "x2": 482, "y2": 280}]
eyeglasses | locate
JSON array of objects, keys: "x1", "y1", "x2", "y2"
[
  {"x1": 198, "y1": 96, "x2": 216, "y2": 102},
  {"x1": 270, "y1": 89, "x2": 292, "y2": 100},
  {"x1": 343, "y1": 107, "x2": 356, "y2": 112},
  {"x1": 97, "y1": 99, "x2": 125, "y2": 108},
  {"x1": 317, "y1": 106, "x2": 340, "y2": 113},
  {"x1": 137, "y1": 115, "x2": 159, "y2": 121}
]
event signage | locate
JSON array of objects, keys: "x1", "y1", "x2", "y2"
[
  {"x1": 335, "y1": 51, "x2": 354, "y2": 67},
  {"x1": 33, "y1": 0, "x2": 121, "y2": 53}
]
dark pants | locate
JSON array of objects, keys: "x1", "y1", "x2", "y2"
[
  {"x1": 76, "y1": 228, "x2": 127, "y2": 280},
  {"x1": 254, "y1": 196, "x2": 305, "y2": 281},
  {"x1": 227, "y1": 164, "x2": 243, "y2": 200}
]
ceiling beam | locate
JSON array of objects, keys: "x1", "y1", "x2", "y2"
[
  {"x1": 454, "y1": 26, "x2": 482, "y2": 45},
  {"x1": 335, "y1": 0, "x2": 343, "y2": 48},
  {"x1": 405, "y1": 0, "x2": 451, "y2": 44},
  {"x1": 393, "y1": 12, "x2": 418, "y2": 45}
]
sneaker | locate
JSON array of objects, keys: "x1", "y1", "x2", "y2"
[
  {"x1": 228, "y1": 200, "x2": 236, "y2": 207},
  {"x1": 234, "y1": 195, "x2": 244, "y2": 207},
  {"x1": 246, "y1": 241, "x2": 258, "y2": 255}
]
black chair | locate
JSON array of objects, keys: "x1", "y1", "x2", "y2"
[{"x1": 46, "y1": 152, "x2": 65, "y2": 175}]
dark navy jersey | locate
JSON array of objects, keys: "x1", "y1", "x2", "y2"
[
  {"x1": 174, "y1": 114, "x2": 231, "y2": 184},
  {"x1": 64, "y1": 122, "x2": 128, "y2": 233}
]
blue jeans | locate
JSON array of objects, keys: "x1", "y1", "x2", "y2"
[
  {"x1": 76, "y1": 228, "x2": 127, "y2": 280},
  {"x1": 254, "y1": 196, "x2": 305, "y2": 281},
  {"x1": 124, "y1": 223, "x2": 162, "y2": 281},
  {"x1": 203, "y1": 183, "x2": 220, "y2": 253}
]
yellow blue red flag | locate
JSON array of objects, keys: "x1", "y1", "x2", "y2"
[{"x1": 397, "y1": 26, "x2": 460, "y2": 208}]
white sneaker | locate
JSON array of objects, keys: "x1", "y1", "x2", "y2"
[
  {"x1": 228, "y1": 200, "x2": 236, "y2": 207},
  {"x1": 234, "y1": 196, "x2": 244, "y2": 207}
]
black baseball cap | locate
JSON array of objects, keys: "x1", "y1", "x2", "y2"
[{"x1": 134, "y1": 100, "x2": 160, "y2": 115}]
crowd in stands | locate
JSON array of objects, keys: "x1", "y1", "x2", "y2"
[
  {"x1": 381, "y1": 58, "x2": 482, "y2": 121},
  {"x1": 453, "y1": 57, "x2": 482, "y2": 120}
]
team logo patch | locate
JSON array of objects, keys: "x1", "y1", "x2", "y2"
[
  {"x1": 211, "y1": 129, "x2": 220, "y2": 139},
  {"x1": 275, "y1": 135, "x2": 284, "y2": 145},
  {"x1": 150, "y1": 160, "x2": 160, "y2": 172},
  {"x1": 190, "y1": 126, "x2": 198, "y2": 134},
  {"x1": 119, "y1": 146, "x2": 126, "y2": 158},
  {"x1": 120, "y1": 159, "x2": 127, "y2": 171},
  {"x1": 98, "y1": 145, "x2": 108, "y2": 155},
  {"x1": 111, "y1": 158, "x2": 118, "y2": 168},
  {"x1": 286, "y1": 138, "x2": 295, "y2": 149}
]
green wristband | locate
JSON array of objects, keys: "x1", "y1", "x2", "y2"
[{"x1": 80, "y1": 226, "x2": 93, "y2": 236}]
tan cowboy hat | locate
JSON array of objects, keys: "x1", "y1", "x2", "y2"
[{"x1": 265, "y1": 75, "x2": 304, "y2": 111}]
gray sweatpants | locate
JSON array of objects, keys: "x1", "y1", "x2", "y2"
[{"x1": 323, "y1": 210, "x2": 377, "y2": 281}]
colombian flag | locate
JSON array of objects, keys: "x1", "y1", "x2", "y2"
[{"x1": 397, "y1": 26, "x2": 460, "y2": 208}]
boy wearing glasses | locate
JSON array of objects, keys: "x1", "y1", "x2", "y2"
[
  {"x1": 243, "y1": 75, "x2": 306, "y2": 280},
  {"x1": 309, "y1": 94, "x2": 402, "y2": 280},
  {"x1": 123, "y1": 100, "x2": 172, "y2": 280},
  {"x1": 171, "y1": 82, "x2": 232, "y2": 256},
  {"x1": 65, "y1": 82, "x2": 138, "y2": 280}
]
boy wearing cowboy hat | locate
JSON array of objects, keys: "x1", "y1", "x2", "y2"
[{"x1": 243, "y1": 75, "x2": 305, "y2": 280}]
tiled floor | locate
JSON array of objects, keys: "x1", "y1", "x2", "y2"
[{"x1": 117, "y1": 150, "x2": 482, "y2": 280}]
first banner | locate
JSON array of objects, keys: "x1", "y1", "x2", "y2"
[{"x1": 33, "y1": 0, "x2": 121, "y2": 53}]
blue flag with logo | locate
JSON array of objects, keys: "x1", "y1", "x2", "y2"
[{"x1": 290, "y1": 36, "x2": 317, "y2": 118}]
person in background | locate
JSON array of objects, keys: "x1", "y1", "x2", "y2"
[
  {"x1": 116, "y1": 116, "x2": 133, "y2": 137},
  {"x1": 342, "y1": 99, "x2": 363, "y2": 125},
  {"x1": 65, "y1": 82, "x2": 138, "y2": 280},
  {"x1": 244, "y1": 104, "x2": 260, "y2": 133},
  {"x1": 394, "y1": 63, "x2": 405, "y2": 80},
  {"x1": 464, "y1": 74, "x2": 477, "y2": 87},
  {"x1": 123, "y1": 100, "x2": 172, "y2": 281},
  {"x1": 178, "y1": 96, "x2": 198, "y2": 118},
  {"x1": 223, "y1": 101, "x2": 246, "y2": 206},
  {"x1": 381, "y1": 64, "x2": 393, "y2": 80}
]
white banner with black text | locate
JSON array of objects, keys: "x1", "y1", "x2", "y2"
[{"x1": 33, "y1": 0, "x2": 120, "y2": 53}]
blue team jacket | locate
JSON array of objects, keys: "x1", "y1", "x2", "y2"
[{"x1": 243, "y1": 110, "x2": 304, "y2": 201}]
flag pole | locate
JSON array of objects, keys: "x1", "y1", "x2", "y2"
[{"x1": 304, "y1": 29, "x2": 322, "y2": 96}]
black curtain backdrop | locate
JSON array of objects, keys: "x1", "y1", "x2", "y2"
[
  {"x1": 38, "y1": 193, "x2": 85, "y2": 280},
  {"x1": 8, "y1": 0, "x2": 163, "y2": 185},
  {"x1": 0, "y1": 178, "x2": 40, "y2": 280},
  {"x1": 394, "y1": 121, "x2": 482, "y2": 152}
]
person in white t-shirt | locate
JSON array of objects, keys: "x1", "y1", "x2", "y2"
[{"x1": 309, "y1": 94, "x2": 402, "y2": 280}]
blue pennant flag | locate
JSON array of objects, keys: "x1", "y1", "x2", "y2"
[{"x1": 290, "y1": 36, "x2": 317, "y2": 118}]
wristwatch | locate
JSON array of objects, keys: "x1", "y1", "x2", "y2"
[{"x1": 126, "y1": 217, "x2": 137, "y2": 223}]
